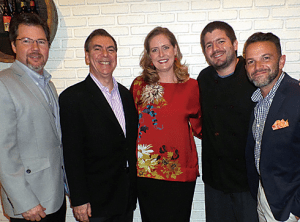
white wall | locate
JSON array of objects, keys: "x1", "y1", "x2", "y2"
[{"x1": 0, "y1": 0, "x2": 300, "y2": 221}]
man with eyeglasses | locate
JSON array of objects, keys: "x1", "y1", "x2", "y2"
[{"x1": 0, "y1": 13, "x2": 66, "y2": 222}]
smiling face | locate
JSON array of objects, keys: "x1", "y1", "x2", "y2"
[
  {"x1": 11, "y1": 24, "x2": 49, "y2": 75},
  {"x1": 245, "y1": 41, "x2": 285, "y2": 94},
  {"x1": 203, "y1": 29, "x2": 237, "y2": 72},
  {"x1": 85, "y1": 35, "x2": 117, "y2": 81},
  {"x1": 149, "y1": 34, "x2": 178, "y2": 76}
]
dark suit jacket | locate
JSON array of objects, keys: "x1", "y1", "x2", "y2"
[
  {"x1": 59, "y1": 75, "x2": 138, "y2": 217},
  {"x1": 246, "y1": 73, "x2": 300, "y2": 221}
]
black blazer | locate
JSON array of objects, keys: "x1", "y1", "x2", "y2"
[
  {"x1": 59, "y1": 75, "x2": 138, "y2": 217},
  {"x1": 246, "y1": 74, "x2": 300, "y2": 221}
]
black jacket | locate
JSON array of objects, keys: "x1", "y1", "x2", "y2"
[
  {"x1": 197, "y1": 56, "x2": 256, "y2": 193},
  {"x1": 59, "y1": 75, "x2": 138, "y2": 217}
]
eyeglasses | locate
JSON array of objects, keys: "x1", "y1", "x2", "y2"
[{"x1": 16, "y1": 38, "x2": 48, "y2": 47}]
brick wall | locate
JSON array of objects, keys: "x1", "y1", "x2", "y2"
[{"x1": 0, "y1": 0, "x2": 300, "y2": 221}]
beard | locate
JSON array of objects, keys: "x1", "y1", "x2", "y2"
[
  {"x1": 208, "y1": 50, "x2": 236, "y2": 71},
  {"x1": 249, "y1": 62, "x2": 280, "y2": 88},
  {"x1": 26, "y1": 53, "x2": 46, "y2": 73}
]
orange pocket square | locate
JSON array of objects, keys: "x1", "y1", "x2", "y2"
[{"x1": 272, "y1": 119, "x2": 289, "y2": 130}]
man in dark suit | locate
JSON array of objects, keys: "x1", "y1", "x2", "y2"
[
  {"x1": 59, "y1": 29, "x2": 138, "y2": 222},
  {"x1": 244, "y1": 32, "x2": 300, "y2": 222}
]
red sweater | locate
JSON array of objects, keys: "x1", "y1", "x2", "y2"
[{"x1": 130, "y1": 76, "x2": 202, "y2": 182}]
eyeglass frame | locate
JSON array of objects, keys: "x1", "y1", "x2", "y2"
[{"x1": 15, "y1": 37, "x2": 49, "y2": 47}]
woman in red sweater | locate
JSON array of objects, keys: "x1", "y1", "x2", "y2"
[{"x1": 130, "y1": 27, "x2": 202, "y2": 222}]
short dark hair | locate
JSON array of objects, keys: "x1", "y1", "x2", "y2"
[
  {"x1": 200, "y1": 21, "x2": 237, "y2": 53},
  {"x1": 243, "y1": 32, "x2": 282, "y2": 58},
  {"x1": 9, "y1": 13, "x2": 50, "y2": 46},
  {"x1": 84, "y1": 29, "x2": 117, "y2": 52}
]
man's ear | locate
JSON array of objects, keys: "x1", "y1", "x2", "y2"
[{"x1": 11, "y1": 42, "x2": 17, "y2": 54}]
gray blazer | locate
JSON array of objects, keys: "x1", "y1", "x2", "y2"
[{"x1": 0, "y1": 62, "x2": 64, "y2": 218}]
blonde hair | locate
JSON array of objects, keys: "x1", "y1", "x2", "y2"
[{"x1": 140, "y1": 27, "x2": 189, "y2": 84}]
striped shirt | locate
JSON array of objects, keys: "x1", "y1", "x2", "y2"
[
  {"x1": 90, "y1": 73, "x2": 126, "y2": 137},
  {"x1": 251, "y1": 72, "x2": 285, "y2": 173}
]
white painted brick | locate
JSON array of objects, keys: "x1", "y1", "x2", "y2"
[
  {"x1": 118, "y1": 0, "x2": 143, "y2": 2},
  {"x1": 131, "y1": 25, "x2": 157, "y2": 35},
  {"x1": 75, "y1": 49, "x2": 85, "y2": 58},
  {"x1": 224, "y1": 0, "x2": 252, "y2": 8},
  {"x1": 88, "y1": 16, "x2": 115, "y2": 26},
  {"x1": 87, "y1": 0, "x2": 113, "y2": 4},
  {"x1": 191, "y1": 23, "x2": 206, "y2": 33},
  {"x1": 64, "y1": 59, "x2": 87, "y2": 68},
  {"x1": 208, "y1": 10, "x2": 238, "y2": 20},
  {"x1": 147, "y1": 13, "x2": 175, "y2": 23},
  {"x1": 286, "y1": 41, "x2": 300, "y2": 50},
  {"x1": 77, "y1": 68, "x2": 90, "y2": 78},
  {"x1": 161, "y1": 2, "x2": 189, "y2": 12},
  {"x1": 284, "y1": 63, "x2": 300, "y2": 73},
  {"x1": 119, "y1": 36, "x2": 144, "y2": 46},
  {"x1": 101, "y1": 5, "x2": 129, "y2": 14},
  {"x1": 254, "y1": 20, "x2": 284, "y2": 30},
  {"x1": 285, "y1": 52, "x2": 300, "y2": 62},
  {"x1": 132, "y1": 47, "x2": 144, "y2": 56},
  {"x1": 286, "y1": 18, "x2": 300, "y2": 28},
  {"x1": 177, "y1": 12, "x2": 206, "y2": 22},
  {"x1": 273, "y1": 7, "x2": 300, "y2": 18},
  {"x1": 119, "y1": 57, "x2": 140, "y2": 67},
  {"x1": 255, "y1": 0, "x2": 285, "y2": 7},
  {"x1": 185, "y1": 55, "x2": 203, "y2": 65},
  {"x1": 229, "y1": 21, "x2": 253, "y2": 31},
  {"x1": 288, "y1": 0, "x2": 300, "y2": 5},
  {"x1": 178, "y1": 34, "x2": 200, "y2": 44},
  {"x1": 118, "y1": 47, "x2": 131, "y2": 57},
  {"x1": 180, "y1": 45, "x2": 191, "y2": 55},
  {"x1": 61, "y1": 17, "x2": 87, "y2": 27},
  {"x1": 74, "y1": 28, "x2": 95, "y2": 38},
  {"x1": 192, "y1": 45, "x2": 202, "y2": 54},
  {"x1": 166, "y1": 24, "x2": 190, "y2": 33},
  {"x1": 62, "y1": 39, "x2": 85, "y2": 48},
  {"x1": 45, "y1": 58, "x2": 63, "y2": 70},
  {"x1": 73, "y1": 6, "x2": 100, "y2": 16},
  {"x1": 51, "y1": 70, "x2": 77, "y2": 79},
  {"x1": 118, "y1": 15, "x2": 145, "y2": 25},
  {"x1": 105, "y1": 27, "x2": 130, "y2": 36},
  {"x1": 55, "y1": 28, "x2": 73, "y2": 38},
  {"x1": 130, "y1": 3, "x2": 159, "y2": 13},
  {"x1": 191, "y1": 0, "x2": 221, "y2": 10},
  {"x1": 49, "y1": 39, "x2": 61, "y2": 49},
  {"x1": 113, "y1": 68, "x2": 132, "y2": 77},
  {"x1": 57, "y1": 7, "x2": 71, "y2": 17},
  {"x1": 133, "y1": 68, "x2": 142, "y2": 77},
  {"x1": 49, "y1": 49, "x2": 74, "y2": 59},
  {"x1": 58, "y1": 0, "x2": 84, "y2": 6},
  {"x1": 277, "y1": 30, "x2": 300, "y2": 40},
  {"x1": 240, "y1": 9, "x2": 270, "y2": 19},
  {"x1": 66, "y1": 80, "x2": 82, "y2": 87},
  {"x1": 120, "y1": 78, "x2": 134, "y2": 88},
  {"x1": 52, "y1": 79, "x2": 66, "y2": 89}
]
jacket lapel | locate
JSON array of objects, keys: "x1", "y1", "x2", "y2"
[
  {"x1": 85, "y1": 75, "x2": 124, "y2": 135},
  {"x1": 11, "y1": 62, "x2": 60, "y2": 140}
]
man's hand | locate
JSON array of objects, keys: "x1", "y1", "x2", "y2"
[
  {"x1": 21, "y1": 204, "x2": 46, "y2": 221},
  {"x1": 296, "y1": 215, "x2": 299, "y2": 220},
  {"x1": 73, "y1": 203, "x2": 92, "y2": 222}
]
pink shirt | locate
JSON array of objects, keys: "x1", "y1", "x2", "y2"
[{"x1": 90, "y1": 73, "x2": 126, "y2": 137}]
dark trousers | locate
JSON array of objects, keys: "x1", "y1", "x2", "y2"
[
  {"x1": 205, "y1": 184, "x2": 258, "y2": 222},
  {"x1": 89, "y1": 211, "x2": 133, "y2": 222},
  {"x1": 137, "y1": 177, "x2": 196, "y2": 222},
  {"x1": 10, "y1": 197, "x2": 66, "y2": 222}
]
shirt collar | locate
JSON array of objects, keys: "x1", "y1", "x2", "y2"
[
  {"x1": 251, "y1": 72, "x2": 285, "y2": 103},
  {"x1": 15, "y1": 60, "x2": 51, "y2": 88},
  {"x1": 90, "y1": 73, "x2": 118, "y2": 94}
]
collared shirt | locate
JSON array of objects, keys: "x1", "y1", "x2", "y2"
[
  {"x1": 252, "y1": 72, "x2": 285, "y2": 173},
  {"x1": 90, "y1": 73, "x2": 126, "y2": 137},
  {"x1": 15, "y1": 60, "x2": 60, "y2": 133}
]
